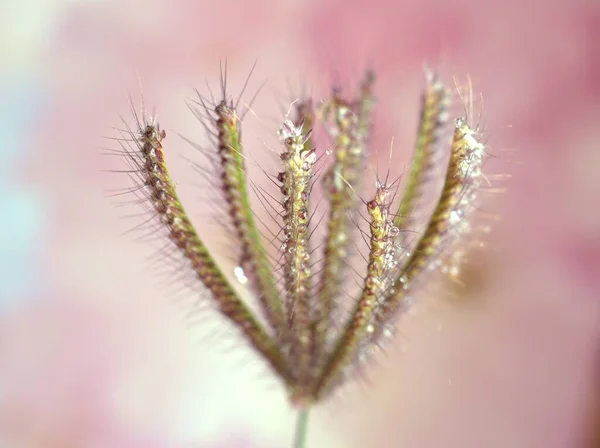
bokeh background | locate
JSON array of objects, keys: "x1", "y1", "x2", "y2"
[{"x1": 1, "y1": 0, "x2": 599, "y2": 447}]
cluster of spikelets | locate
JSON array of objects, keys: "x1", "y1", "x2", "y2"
[{"x1": 109, "y1": 65, "x2": 492, "y2": 408}]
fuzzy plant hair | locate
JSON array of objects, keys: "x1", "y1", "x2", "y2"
[{"x1": 107, "y1": 61, "x2": 500, "y2": 447}]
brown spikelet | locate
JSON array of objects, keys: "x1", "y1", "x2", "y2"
[
  {"x1": 395, "y1": 71, "x2": 451, "y2": 231},
  {"x1": 314, "y1": 73, "x2": 376, "y2": 365},
  {"x1": 129, "y1": 114, "x2": 291, "y2": 384},
  {"x1": 277, "y1": 116, "x2": 317, "y2": 398},
  {"x1": 212, "y1": 100, "x2": 287, "y2": 339},
  {"x1": 373, "y1": 117, "x2": 488, "y2": 334},
  {"x1": 314, "y1": 182, "x2": 397, "y2": 398}
]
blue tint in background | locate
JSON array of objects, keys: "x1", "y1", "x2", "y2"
[{"x1": 0, "y1": 79, "x2": 45, "y2": 306}]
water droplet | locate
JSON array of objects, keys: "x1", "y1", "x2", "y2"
[
  {"x1": 450, "y1": 210, "x2": 461, "y2": 225},
  {"x1": 234, "y1": 266, "x2": 248, "y2": 285}
]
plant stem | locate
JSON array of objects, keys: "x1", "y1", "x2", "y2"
[{"x1": 293, "y1": 409, "x2": 310, "y2": 448}]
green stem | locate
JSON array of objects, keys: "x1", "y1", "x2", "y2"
[{"x1": 293, "y1": 409, "x2": 310, "y2": 448}]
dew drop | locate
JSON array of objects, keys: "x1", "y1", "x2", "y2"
[
  {"x1": 450, "y1": 210, "x2": 461, "y2": 225},
  {"x1": 383, "y1": 326, "x2": 394, "y2": 338},
  {"x1": 234, "y1": 266, "x2": 248, "y2": 285}
]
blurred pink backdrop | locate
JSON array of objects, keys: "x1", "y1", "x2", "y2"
[{"x1": 1, "y1": 0, "x2": 599, "y2": 447}]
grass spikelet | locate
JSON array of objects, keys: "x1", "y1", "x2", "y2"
[
  {"x1": 213, "y1": 99, "x2": 287, "y2": 338},
  {"x1": 314, "y1": 180, "x2": 398, "y2": 399},
  {"x1": 395, "y1": 70, "x2": 451, "y2": 231},
  {"x1": 112, "y1": 102, "x2": 292, "y2": 384},
  {"x1": 373, "y1": 117, "x2": 488, "y2": 334},
  {"x1": 277, "y1": 114, "x2": 317, "y2": 397},
  {"x1": 188, "y1": 66, "x2": 287, "y2": 341},
  {"x1": 314, "y1": 72, "x2": 376, "y2": 361}
]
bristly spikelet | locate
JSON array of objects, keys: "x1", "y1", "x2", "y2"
[
  {"x1": 372, "y1": 116, "x2": 488, "y2": 338},
  {"x1": 109, "y1": 65, "x2": 497, "y2": 412},
  {"x1": 277, "y1": 115, "x2": 317, "y2": 396},
  {"x1": 211, "y1": 98, "x2": 288, "y2": 341},
  {"x1": 110, "y1": 108, "x2": 292, "y2": 384},
  {"x1": 314, "y1": 181, "x2": 398, "y2": 398},
  {"x1": 314, "y1": 73, "x2": 375, "y2": 363},
  {"x1": 395, "y1": 71, "x2": 451, "y2": 232}
]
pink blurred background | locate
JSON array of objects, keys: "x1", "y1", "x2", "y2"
[{"x1": 1, "y1": 0, "x2": 599, "y2": 447}]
